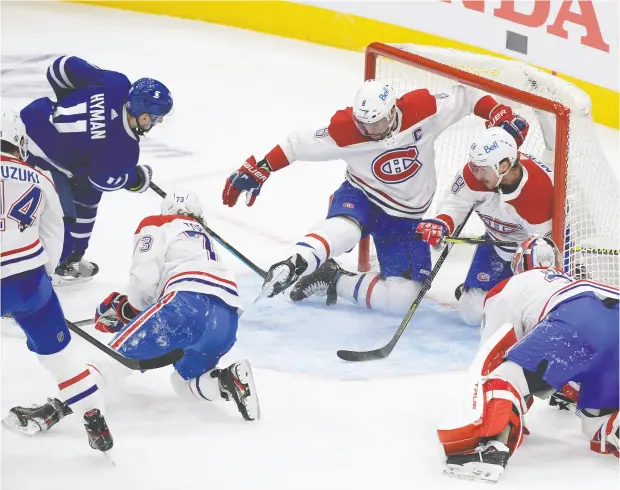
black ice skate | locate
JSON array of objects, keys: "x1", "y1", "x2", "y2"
[
  {"x1": 259, "y1": 254, "x2": 308, "y2": 300},
  {"x1": 290, "y1": 258, "x2": 355, "y2": 306},
  {"x1": 454, "y1": 283, "x2": 465, "y2": 301},
  {"x1": 213, "y1": 360, "x2": 260, "y2": 421},
  {"x1": 83, "y1": 409, "x2": 113, "y2": 452},
  {"x1": 2, "y1": 398, "x2": 73, "y2": 436},
  {"x1": 444, "y1": 440, "x2": 510, "y2": 483},
  {"x1": 53, "y1": 251, "x2": 99, "y2": 286}
]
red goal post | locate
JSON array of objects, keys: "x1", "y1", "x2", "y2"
[{"x1": 357, "y1": 43, "x2": 618, "y2": 288}]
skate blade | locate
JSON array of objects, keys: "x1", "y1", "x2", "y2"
[
  {"x1": 253, "y1": 269, "x2": 289, "y2": 305},
  {"x1": 444, "y1": 462, "x2": 504, "y2": 483},
  {"x1": 1, "y1": 414, "x2": 41, "y2": 436},
  {"x1": 103, "y1": 448, "x2": 116, "y2": 467},
  {"x1": 236, "y1": 360, "x2": 261, "y2": 421},
  {"x1": 52, "y1": 275, "x2": 94, "y2": 287}
]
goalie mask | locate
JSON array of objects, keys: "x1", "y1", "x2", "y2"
[
  {"x1": 511, "y1": 236, "x2": 563, "y2": 275},
  {"x1": 1, "y1": 109, "x2": 29, "y2": 161},
  {"x1": 161, "y1": 190, "x2": 203, "y2": 218},
  {"x1": 352, "y1": 80, "x2": 397, "y2": 141},
  {"x1": 468, "y1": 127, "x2": 517, "y2": 188}
]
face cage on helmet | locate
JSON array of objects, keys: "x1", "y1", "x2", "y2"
[{"x1": 510, "y1": 237, "x2": 562, "y2": 275}]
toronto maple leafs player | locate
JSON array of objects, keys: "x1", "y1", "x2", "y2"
[
  {"x1": 20, "y1": 55, "x2": 173, "y2": 284},
  {"x1": 86, "y1": 190, "x2": 259, "y2": 421},
  {"x1": 415, "y1": 124, "x2": 553, "y2": 326},
  {"x1": 225, "y1": 79, "x2": 523, "y2": 311},
  {"x1": 1, "y1": 110, "x2": 113, "y2": 452},
  {"x1": 437, "y1": 237, "x2": 618, "y2": 482}
]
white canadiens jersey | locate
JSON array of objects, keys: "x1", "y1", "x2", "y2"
[
  {"x1": 0, "y1": 152, "x2": 64, "y2": 278},
  {"x1": 127, "y1": 215, "x2": 241, "y2": 312},
  {"x1": 481, "y1": 268, "x2": 619, "y2": 343},
  {"x1": 436, "y1": 153, "x2": 554, "y2": 261},
  {"x1": 263, "y1": 86, "x2": 497, "y2": 219}
]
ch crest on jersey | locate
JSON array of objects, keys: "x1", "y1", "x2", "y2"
[
  {"x1": 478, "y1": 213, "x2": 522, "y2": 235},
  {"x1": 371, "y1": 146, "x2": 422, "y2": 184}
]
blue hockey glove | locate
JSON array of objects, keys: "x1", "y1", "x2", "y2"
[{"x1": 125, "y1": 165, "x2": 152, "y2": 193}]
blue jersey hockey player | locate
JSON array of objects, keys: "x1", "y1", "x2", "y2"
[
  {"x1": 437, "y1": 236, "x2": 618, "y2": 482},
  {"x1": 1, "y1": 110, "x2": 113, "y2": 453},
  {"x1": 20, "y1": 55, "x2": 173, "y2": 284}
]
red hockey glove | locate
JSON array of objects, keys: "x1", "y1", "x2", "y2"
[
  {"x1": 415, "y1": 219, "x2": 449, "y2": 249},
  {"x1": 486, "y1": 105, "x2": 529, "y2": 148},
  {"x1": 94, "y1": 292, "x2": 139, "y2": 333},
  {"x1": 222, "y1": 156, "x2": 271, "y2": 207}
]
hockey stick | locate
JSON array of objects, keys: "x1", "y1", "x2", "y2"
[
  {"x1": 417, "y1": 234, "x2": 619, "y2": 256},
  {"x1": 337, "y1": 209, "x2": 474, "y2": 362},
  {"x1": 66, "y1": 320, "x2": 183, "y2": 370},
  {"x1": 149, "y1": 182, "x2": 267, "y2": 279}
]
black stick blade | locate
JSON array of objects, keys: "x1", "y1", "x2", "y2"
[
  {"x1": 336, "y1": 348, "x2": 388, "y2": 362},
  {"x1": 134, "y1": 348, "x2": 184, "y2": 370}
]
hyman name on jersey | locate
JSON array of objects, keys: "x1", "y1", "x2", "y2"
[
  {"x1": 90, "y1": 93, "x2": 106, "y2": 140},
  {"x1": 1, "y1": 165, "x2": 40, "y2": 184}
]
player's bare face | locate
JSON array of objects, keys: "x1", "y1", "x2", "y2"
[
  {"x1": 137, "y1": 113, "x2": 164, "y2": 132},
  {"x1": 468, "y1": 161, "x2": 499, "y2": 189},
  {"x1": 354, "y1": 107, "x2": 396, "y2": 141}
]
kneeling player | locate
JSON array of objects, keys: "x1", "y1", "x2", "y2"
[
  {"x1": 223, "y1": 77, "x2": 525, "y2": 311},
  {"x1": 289, "y1": 122, "x2": 531, "y2": 315},
  {"x1": 90, "y1": 190, "x2": 259, "y2": 421},
  {"x1": 437, "y1": 237, "x2": 618, "y2": 482},
  {"x1": 416, "y1": 124, "x2": 554, "y2": 326}
]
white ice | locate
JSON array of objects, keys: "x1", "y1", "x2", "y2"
[{"x1": 1, "y1": 2, "x2": 619, "y2": 489}]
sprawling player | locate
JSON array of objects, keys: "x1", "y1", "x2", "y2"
[
  {"x1": 415, "y1": 125, "x2": 553, "y2": 325},
  {"x1": 437, "y1": 237, "x2": 618, "y2": 482},
  {"x1": 87, "y1": 190, "x2": 259, "y2": 421},
  {"x1": 288, "y1": 117, "x2": 530, "y2": 316},
  {"x1": 20, "y1": 55, "x2": 173, "y2": 284},
  {"x1": 223, "y1": 79, "x2": 526, "y2": 308},
  {"x1": 1, "y1": 110, "x2": 113, "y2": 452}
]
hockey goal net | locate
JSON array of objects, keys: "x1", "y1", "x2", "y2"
[{"x1": 358, "y1": 42, "x2": 619, "y2": 288}]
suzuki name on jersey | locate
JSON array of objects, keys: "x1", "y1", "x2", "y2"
[
  {"x1": 90, "y1": 93, "x2": 106, "y2": 140},
  {"x1": 1, "y1": 165, "x2": 40, "y2": 184},
  {"x1": 371, "y1": 146, "x2": 422, "y2": 184}
]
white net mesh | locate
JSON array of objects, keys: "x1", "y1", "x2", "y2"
[{"x1": 363, "y1": 43, "x2": 619, "y2": 287}]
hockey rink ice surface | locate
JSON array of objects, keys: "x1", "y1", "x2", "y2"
[{"x1": 1, "y1": 2, "x2": 619, "y2": 489}]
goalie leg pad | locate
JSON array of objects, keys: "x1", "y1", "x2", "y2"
[
  {"x1": 580, "y1": 409, "x2": 619, "y2": 457},
  {"x1": 437, "y1": 362, "x2": 530, "y2": 457}
]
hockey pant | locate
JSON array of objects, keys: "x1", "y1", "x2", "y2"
[
  {"x1": 1, "y1": 266, "x2": 105, "y2": 416},
  {"x1": 89, "y1": 291, "x2": 238, "y2": 401},
  {"x1": 290, "y1": 180, "x2": 430, "y2": 313}
]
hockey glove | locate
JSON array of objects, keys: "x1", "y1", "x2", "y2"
[
  {"x1": 125, "y1": 165, "x2": 153, "y2": 193},
  {"x1": 486, "y1": 106, "x2": 529, "y2": 148},
  {"x1": 415, "y1": 219, "x2": 449, "y2": 249},
  {"x1": 222, "y1": 156, "x2": 271, "y2": 207},
  {"x1": 94, "y1": 292, "x2": 139, "y2": 333}
]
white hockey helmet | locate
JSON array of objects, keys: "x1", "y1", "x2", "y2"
[
  {"x1": 1, "y1": 109, "x2": 28, "y2": 160},
  {"x1": 468, "y1": 126, "x2": 517, "y2": 187},
  {"x1": 161, "y1": 189, "x2": 203, "y2": 218},
  {"x1": 352, "y1": 80, "x2": 397, "y2": 140},
  {"x1": 511, "y1": 235, "x2": 563, "y2": 275}
]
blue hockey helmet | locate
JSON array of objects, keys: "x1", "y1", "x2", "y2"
[{"x1": 127, "y1": 78, "x2": 173, "y2": 126}]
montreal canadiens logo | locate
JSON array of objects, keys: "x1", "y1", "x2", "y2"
[{"x1": 371, "y1": 146, "x2": 422, "y2": 184}]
